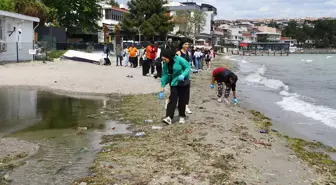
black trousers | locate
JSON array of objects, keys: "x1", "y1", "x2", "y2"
[
  {"x1": 129, "y1": 57, "x2": 137, "y2": 68},
  {"x1": 155, "y1": 59, "x2": 162, "y2": 78},
  {"x1": 147, "y1": 59, "x2": 155, "y2": 74},
  {"x1": 186, "y1": 84, "x2": 190, "y2": 105},
  {"x1": 166, "y1": 86, "x2": 189, "y2": 119},
  {"x1": 142, "y1": 59, "x2": 150, "y2": 76}
]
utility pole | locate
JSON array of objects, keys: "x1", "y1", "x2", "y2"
[{"x1": 138, "y1": 28, "x2": 141, "y2": 44}]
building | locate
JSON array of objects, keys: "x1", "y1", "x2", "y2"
[
  {"x1": 226, "y1": 25, "x2": 247, "y2": 46},
  {"x1": 255, "y1": 26, "x2": 281, "y2": 42},
  {"x1": 0, "y1": 10, "x2": 40, "y2": 62},
  {"x1": 256, "y1": 32, "x2": 281, "y2": 42},
  {"x1": 98, "y1": 3, "x2": 129, "y2": 30},
  {"x1": 164, "y1": 1, "x2": 217, "y2": 46},
  {"x1": 97, "y1": 3, "x2": 129, "y2": 46},
  {"x1": 242, "y1": 32, "x2": 257, "y2": 43},
  {"x1": 280, "y1": 37, "x2": 297, "y2": 46}
]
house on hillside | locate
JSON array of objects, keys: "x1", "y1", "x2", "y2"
[{"x1": 0, "y1": 10, "x2": 40, "y2": 62}]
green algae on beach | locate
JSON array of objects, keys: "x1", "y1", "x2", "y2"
[{"x1": 249, "y1": 109, "x2": 336, "y2": 182}]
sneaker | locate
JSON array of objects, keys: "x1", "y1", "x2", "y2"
[
  {"x1": 185, "y1": 106, "x2": 192, "y2": 114},
  {"x1": 217, "y1": 98, "x2": 222, "y2": 103},
  {"x1": 162, "y1": 117, "x2": 172, "y2": 125},
  {"x1": 165, "y1": 99, "x2": 169, "y2": 110},
  {"x1": 223, "y1": 98, "x2": 230, "y2": 104},
  {"x1": 179, "y1": 117, "x2": 185, "y2": 124}
]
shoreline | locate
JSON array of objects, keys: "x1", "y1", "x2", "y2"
[
  {"x1": 0, "y1": 57, "x2": 335, "y2": 184},
  {"x1": 76, "y1": 56, "x2": 334, "y2": 184}
]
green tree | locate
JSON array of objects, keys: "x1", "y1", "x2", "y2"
[
  {"x1": 41, "y1": 0, "x2": 102, "y2": 32},
  {"x1": 121, "y1": 0, "x2": 174, "y2": 39},
  {"x1": 0, "y1": 0, "x2": 14, "y2": 11},
  {"x1": 13, "y1": 0, "x2": 50, "y2": 24},
  {"x1": 109, "y1": 0, "x2": 119, "y2": 7},
  {"x1": 268, "y1": 21, "x2": 279, "y2": 29},
  {"x1": 174, "y1": 10, "x2": 206, "y2": 43},
  {"x1": 0, "y1": 0, "x2": 50, "y2": 24}
]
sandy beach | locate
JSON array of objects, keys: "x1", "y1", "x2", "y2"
[
  {"x1": 0, "y1": 60, "x2": 160, "y2": 95},
  {"x1": 0, "y1": 57, "x2": 334, "y2": 184}
]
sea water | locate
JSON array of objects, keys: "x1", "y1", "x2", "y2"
[{"x1": 228, "y1": 54, "x2": 336, "y2": 148}]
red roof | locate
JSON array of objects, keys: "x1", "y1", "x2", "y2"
[
  {"x1": 281, "y1": 37, "x2": 291, "y2": 40},
  {"x1": 112, "y1": 6, "x2": 129, "y2": 13},
  {"x1": 242, "y1": 33, "x2": 252, "y2": 37}
]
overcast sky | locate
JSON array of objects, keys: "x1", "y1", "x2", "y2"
[{"x1": 116, "y1": 0, "x2": 336, "y2": 19}]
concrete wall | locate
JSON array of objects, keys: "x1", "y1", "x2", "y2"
[{"x1": 0, "y1": 16, "x2": 35, "y2": 62}]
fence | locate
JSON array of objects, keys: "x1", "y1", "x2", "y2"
[
  {"x1": 0, "y1": 41, "x2": 116, "y2": 63},
  {"x1": 0, "y1": 42, "x2": 49, "y2": 63}
]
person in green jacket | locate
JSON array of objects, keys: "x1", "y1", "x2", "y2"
[{"x1": 159, "y1": 49, "x2": 191, "y2": 125}]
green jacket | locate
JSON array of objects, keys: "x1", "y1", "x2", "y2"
[{"x1": 161, "y1": 56, "x2": 191, "y2": 88}]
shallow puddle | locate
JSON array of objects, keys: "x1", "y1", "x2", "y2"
[{"x1": 0, "y1": 88, "x2": 129, "y2": 185}]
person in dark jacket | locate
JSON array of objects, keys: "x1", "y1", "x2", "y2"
[
  {"x1": 175, "y1": 39, "x2": 192, "y2": 114},
  {"x1": 159, "y1": 49, "x2": 191, "y2": 125}
]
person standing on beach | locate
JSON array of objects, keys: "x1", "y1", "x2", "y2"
[
  {"x1": 146, "y1": 41, "x2": 158, "y2": 75},
  {"x1": 115, "y1": 44, "x2": 123, "y2": 66},
  {"x1": 175, "y1": 39, "x2": 192, "y2": 114},
  {"x1": 154, "y1": 43, "x2": 162, "y2": 79},
  {"x1": 123, "y1": 46, "x2": 130, "y2": 67},
  {"x1": 205, "y1": 49, "x2": 212, "y2": 70},
  {"x1": 128, "y1": 44, "x2": 138, "y2": 68},
  {"x1": 159, "y1": 49, "x2": 191, "y2": 125},
  {"x1": 194, "y1": 48, "x2": 202, "y2": 71},
  {"x1": 210, "y1": 67, "x2": 238, "y2": 104}
]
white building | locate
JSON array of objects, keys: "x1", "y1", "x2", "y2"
[
  {"x1": 97, "y1": 3, "x2": 129, "y2": 45},
  {"x1": 256, "y1": 32, "x2": 281, "y2": 42},
  {"x1": 164, "y1": 1, "x2": 217, "y2": 46},
  {"x1": 0, "y1": 10, "x2": 40, "y2": 62},
  {"x1": 227, "y1": 25, "x2": 247, "y2": 46}
]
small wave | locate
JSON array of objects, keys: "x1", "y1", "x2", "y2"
[
  {"x1": 279, "y1": 90, "x2": 315, "y2": 102},
  {"x1": 305, "y1": 59, "x2": 314, "y2": 63},
  {"x1": 326, "y1": 56, "x2": 334, "y2": 59},
  {"x1": 277, "y1": 96, "x2": 336, "y2": 128},
  {"x1": 245, "y1": 65, "x2": 289, "y2": 91}
]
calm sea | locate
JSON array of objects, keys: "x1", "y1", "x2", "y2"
[{"x1": 228, "y1": 54, "x2": 336, "y2": 148}]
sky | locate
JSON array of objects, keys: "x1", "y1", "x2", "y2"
[{"x1": 116, "y1": 0, "x2": 336, "y2": 20}]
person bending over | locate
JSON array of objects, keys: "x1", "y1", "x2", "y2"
[
  {"x1": 210, "y1": 67, "x2": 238, "y2": 104},
  {"x1": 159, "y1": 49, "x2": 191, "y2": 125}
]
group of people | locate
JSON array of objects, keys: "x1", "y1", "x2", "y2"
[
  {"x1": 114, "y1": 38, "x2": 239, "y2": 125},
  {"x1": 157, "y1": 39, "x2": 239, "y2": 125}
]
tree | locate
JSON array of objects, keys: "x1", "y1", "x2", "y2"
[
  {"x1": 121, "y1": 0, "x2": 174, "y2": 39},
  {"x1": 0, "y1": 0, "x2": 14, "y2": 11},
  {"x1": 13, "y1": 0, "x2": 50, "y2": 24},
  {"x1": 41, "y1": 0, "x2": 102, "y2": 32},
  {"x1": 109, "y1": 0, "x2": 119, "y2": 7},
  {"x1": 174, "y1": 10, "x2": 206, "y2": 43},
  {"x1": 268, "y1": 21, "x2": 279, "y2": 29},
  {"x1": 0, "y1": 0, "x2": 50, "y2": 24}
]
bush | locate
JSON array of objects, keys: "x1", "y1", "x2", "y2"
[{"x1": 48, "y1": 50, "x2": 67, "y2": 59}]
